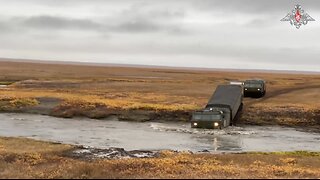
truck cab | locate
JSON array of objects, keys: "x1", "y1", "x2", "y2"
[
  {"x1": 243, "y1": 79, "x2": 266, "y2": 97},
  {"x1": 191, "y1": 85, "x2": 243, "y2": 129},
  {"x1": 191, "y1": 109, "x2": 224, "y2": 129}
]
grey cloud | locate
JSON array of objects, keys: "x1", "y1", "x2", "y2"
[
  {"x1": 114, "y1": 19, "x2": 161, "y2": 33},
  {"x1": 244, "y1": 17, "x2": 276, "y2": 28},
  {"x1": 22, "y1": 16, "x2": 102, "y2": 30},
  {"x1": 112, "y1": 3, "x2": 186, "y2": 33},
  {"x1": 113, "y1": 19, "x2": 186, "y2": 34},
  {"x1": 15, "y1": 0, "x2": 320, "y2": 11},
  {"x1": 0, "y1": 18, "x2": 24, "y2": 34},
  {"x1": 1, "y1": 1, "x2": 188, "y2": 34},
  {"x1": 0, "y1": 0, "x2": 319, "y2": 72},
  {"x1": 119, "y1": 3, "x2": 185, "y2": 19},
  {"x1": 2, "y1": 0, "x2": 117, "y2": 7},
  {"x1": 19, "y1": 15, "x2": 185, "y2": 34},
  {"x1": 0, "y1": 21, "x2": 11, "y2": 33},
  {"x1": 192, "y1": 0, "x2": 320, "y2": 14}
]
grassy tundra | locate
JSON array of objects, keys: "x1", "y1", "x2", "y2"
[
  {"x1": 0, "y1": 60, "x2": 320, "y2": 178},
  {"x1": 0, "y1": 137, "x2": 320, "y2": 179},
  {"x1": 0, "y1": 60, "x2": 319, "y2": 129}
]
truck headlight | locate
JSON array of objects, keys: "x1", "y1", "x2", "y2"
[
  {"x1": 193, "y1": 122, "x2": 198, "y2": 126},
  {"x1": 214, "y1": 122, "x2": 219, "y2": 127}
]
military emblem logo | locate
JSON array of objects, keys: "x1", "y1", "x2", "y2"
[{"x1": 281, "y1": 4, "x2": 315, "y2": 29}]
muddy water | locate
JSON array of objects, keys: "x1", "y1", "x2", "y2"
[{"x1": 0, "y1": 113, "x2": 319, "y2": 152}]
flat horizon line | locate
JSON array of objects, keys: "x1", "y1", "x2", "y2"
[{"x1": 0, "y1": 57, "x2": 319, "y2": 75}]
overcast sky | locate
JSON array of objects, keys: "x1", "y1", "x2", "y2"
[{"x1": 0, "y1": 0, "x2": 319, "y2": 72}]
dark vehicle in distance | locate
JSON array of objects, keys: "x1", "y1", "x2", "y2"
[
  {"x1": 191, "y1": 85, "x2": 243, "y2": 129},
  {"x1": 243, "y1": 79, "x2": 266, "y2": 97}
]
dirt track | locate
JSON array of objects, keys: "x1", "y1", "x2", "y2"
[
  {"x1": 239, "y1": 82, "x2": 320, "y2": 131},
  {"x1": 245, "y1": 84, "x2": 320, "y2": 106}
]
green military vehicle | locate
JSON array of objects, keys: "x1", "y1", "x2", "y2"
[
  {"x1": 243, "y1": 79, "x2": 266, "y2": 97},
  {"x1": 191, "y1": 85, "x2": 243, "y2": 129}
]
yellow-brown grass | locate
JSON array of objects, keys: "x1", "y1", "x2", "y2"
[
  {"x1": 0, "y1": 60, "x2": 319, "y2": 124},
  {"x1": 1, "y1": 61, "x2": 320, "y2": 178},
  {"x1": 0, "y1": 137, "x2": 319, "y2": 179}
]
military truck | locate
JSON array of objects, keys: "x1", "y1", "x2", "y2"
[
  {"x1": 243, "y1": 79, "x2": 266, "y2": 97},
  {"x1": 191, "y1": 85, "x2": 243, "y2": 129}
]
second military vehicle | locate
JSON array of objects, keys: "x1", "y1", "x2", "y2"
[
  {"x1": 191, "y1": 85, "x2": 243, "y2": 129},
  {"x1": 243, "y1": 79, "x2": 266, "y2": 97}
]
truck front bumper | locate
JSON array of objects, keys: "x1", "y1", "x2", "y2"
[
  {"x1": 244, "y1": 88, "x2": 264, "y2": 96},
  {"x1": 191, "y1": 121, "x2": 222, "y2": 129}
]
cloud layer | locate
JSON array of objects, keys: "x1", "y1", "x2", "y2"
[{"x1": 0, "y1": 0, "x2": 319, "y2": 72}]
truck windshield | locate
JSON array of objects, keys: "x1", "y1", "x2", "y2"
[
  {"x1": 193, "y1": 114, "x2": 221, "y2": 121},
  {"x1": 244, "y1": 83, "x2": 262, "y2": 88}
]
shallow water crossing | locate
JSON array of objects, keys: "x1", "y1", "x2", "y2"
[{"x1": 0, "y1": 113, "x2": 319, "y2": 152}]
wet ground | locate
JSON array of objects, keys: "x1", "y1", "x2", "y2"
[{"x1": 0, "y1": 113, "x2": 319, "y2": 153}]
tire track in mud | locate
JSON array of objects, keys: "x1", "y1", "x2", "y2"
[
  {"x1": 245, "y1": 84, "x2": 320, "y2": 107},
  {"x1": 238, "y1": 84, "x2": 320, "y2": 128}
]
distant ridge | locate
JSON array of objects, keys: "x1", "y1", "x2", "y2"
[{"x1": 0, "y1": 57, "x2": 319, "y2": 75}]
